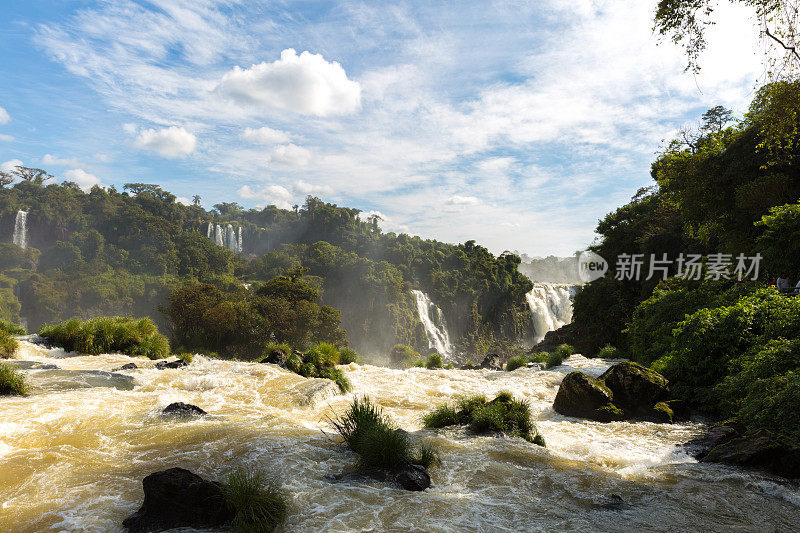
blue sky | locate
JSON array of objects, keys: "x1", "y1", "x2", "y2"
[{"x1": 0, "y1": 0, "x2": 765, "y2": 256}]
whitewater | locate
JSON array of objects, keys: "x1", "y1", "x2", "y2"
[{"x1": 2, "y1": 338, "x2": 799, "y2": 532}]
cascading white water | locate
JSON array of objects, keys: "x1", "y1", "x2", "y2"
[
  {"x1": 214, "y1": 225, "x2": 224, "y2": 247},
  {"x1": 206, "y1": 222, "x2": 213, "y2": 239},
  {"x1": 237, "y1": 227, "x2": 243, "y2": 253},
  {"x1": 12, "y1": 210, "x2": 28, "y2": 250},
  {"x1": 206, "y1": 223, "x2": 243, "y2": 253},
  {"x1": 411, "y1": 289, "x2": 453, "y2": 357},
  {"x1": 525, "y1": 283, "x2": 574, "y2": 342},
  {"x1": 225, "y1": 224, "x2": 236, "y2": 252}
]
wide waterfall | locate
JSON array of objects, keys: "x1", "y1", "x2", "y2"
[
  {"x1": 207, "y1": 223, "x2": 243, "y2": 253},
  {"x1": 411, "y1": 289, "x2": 453, "y2": 357},
  {"x1": 12, "y1": 210, "x2": 28, "y2": 250},
  {"x1": 525, "y1": 283, "x2": 575, "y2": 342}
]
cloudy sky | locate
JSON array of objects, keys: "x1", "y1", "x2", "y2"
[{"x1": 0, "y1": 0, "x2": 767, "y2": 256}]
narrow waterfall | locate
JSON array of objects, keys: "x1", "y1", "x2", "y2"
[
  {"x1": 411, "y1": 289, "x2": 453, "y2": 357},
  {"x1": 525, "y1": 283, "x2": 574, "y2": 342},
  {"x1": 12, "y1": 210, "x2": 28, "y2": 250},
  {"x1": 237, "y1": 227, "x2": 243, "y2": 253},
  {"x1": 225, "y1": 224, "x2": 236, "y2": 252},
  {"x1": 206, "y1": 223, "x2": 243, "y2": 253},
  {"x1": 207, "y1": 222, "x2": 213, "y2": 239},
  {"x1": 214, "y1": 225, "x2": 224, "y2": 247}
]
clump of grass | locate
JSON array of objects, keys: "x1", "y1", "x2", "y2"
[
  {"x1": 0, "y1": 362, "x2": 29, "y2": 396},
  {"x1": 222, "y1": 469, "x2": 287, "y2": 533},
  {"x1": 423, "y1": 391, "x2": 545, "y2": 446},
  {"x1": 262, "y1": 342, "x2": 291, "y2": 360},
  {"x1": 554, "y1": 343, "x2": 574, "y2": 359},
  {"x1": 0, "y1": 320, "x2": 25, "y2": 336},
  {"x1": 339, "y1": 347, "x2": 359, "y2": 364},
  {"x1": 285, "y1": 343, "x2": 351, "y2": 392},
  {"x1": 39, "y1": 317, "x2": 170, "y2": 359},
  {"x1": 505, "y1": 355, "x2": 527, "y2": 371},
  {"x1": 425, "y1": 353, "x2": 443, "y2": 369},
  {"x1": 176, "y1": 352, "x2": 193, "y2": 363},
  {"x1": 390, "y1": 344, "x2": 420, "y2": 367},
  {"x1": 594, "y1": 344, "x2": 619, "y2": 359},
  {"x1": 331, "y1": 397, "x2": 442, "y2": 471},
  {"x1": 527, "y1": 349, "x2": 568, "y2": 369},
  {"x1": 0, "y1": 331, "x2": 19, "y2": 359}
]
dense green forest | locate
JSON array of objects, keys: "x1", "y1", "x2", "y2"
[
  {"x1": 566, "y1": 81, "x2": 800, "y2": 440},
  {"x1": 0, "y1": 177, "x2": 534, "y2": 359}
]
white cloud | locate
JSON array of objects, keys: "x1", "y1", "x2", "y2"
[
  {"x1": 294, "y1": 180, "x2": 333, "y2": 196},
  {"x1": 237, "y1": 184, "x2": 294, "y2": 209},
  {"x1": 240, "y1": 126, "x2": 290, "y2": 145},
  {"x1": 64, "y1": 168, "x2": 101, "y2": 191},
  {"x1": 445, "y1": 195, "x2": 481, "y2": 206},
  {"x1": 218, "y1": 49, "x2": 362, "y2": 116},
  {"x1": 42, "y1": 154, "x2": 81, "y2": 167},
  {"x1": 0, "y1": 159, "x2": 23, "y2": 173},
  {"x1": 0, "y1": 134, "x2": 13, "y2": 142},
  {"x1": 133, "y1": 126, "x2": 197, "y2": 158},
  {"x1": 270, "y1": 144, "x2": 311, "y2": 166},
  {"x1": 175, "y1": 196, "x2": 193, "y2": 206},
  {"x1": 477, "y1": 157, "x2": 515, "y2": 172},
  {"x1": 0, "y1": 107, "x2": 9, "y2": 124}
]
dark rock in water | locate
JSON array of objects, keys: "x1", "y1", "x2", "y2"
[
  {"x1": 154, "y1": 359, "x2": 187, "y2": 370},
  {"x1": 162, "y1": 402, "x2": 207, "y2": 417},
  {"x1": 112, "y1": 363, "x2": 138, "y2": 372},
  {"x1": 553, "y1": 371, "x2": 623, "y2": 421},
  {"x1": 645, "y1": 400, "x2": 690, "y2": 423},
  {"x1": 459, "y1": 364, "x2": 480, "y2": 370},
  {"x1": 600, "y1": 494, "x2": 626, "y2": 510},
  {"x1": 395, "y1": 464, "x2": 431, "y2": 491},
  {"x1": 122, "y1": 467, "x2": 233, "y2": 533},
  {"x1": 683, "y1": 421, "x2": 745, "y2": 459},
  {"x1": 701, "y1": 429, "x2": 800, "y2": 479},
  {"x1": 479, "y1": 353, "x2": 503, "y2": 370},
  {"x1": 259, "y1": 348, "x2": 288, "y2": 367},
  {"x1": 38, "y1": 364, "x2": 60, "y2": 370},
  {"x1": 599, "y1": 361, "x2": 669, "y2": 416}
]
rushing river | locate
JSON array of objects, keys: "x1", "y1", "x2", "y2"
[{"x1": 2, "y1": 338, "x2": 799, "y2": 532}]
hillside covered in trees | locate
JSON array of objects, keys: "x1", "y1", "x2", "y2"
[{"x1": 0, "y1": 177, "x2": 534, "y2": 358}]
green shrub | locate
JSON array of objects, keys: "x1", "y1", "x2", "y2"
[
  {"x1": 319, "y1": 366, "x2": 351, "y2": 393},
  {"x1": 332, "y1": 397, "x2": 441, "y2": 471},
  {"x1": 263, "y1": 342, "x2": 291, "y2": 360},
  {"x1": 176, "y1": 352, "x2": 193, "y2": 363},
  {"x1": 390, "y1": 344, "x2": 419, "y2": 366},
  {"x1": 0, "y1": 320, "x2": 25, "y2": 336},
  {"x1": 425, "y1": 353, "x2": 443, "y2": 369},
  {"x1": 505, "y1": 355, "x2": 527, "y2": 371},
  {"x1": 0, "y1": 362, "x2": 28, "y2": 396},
  {"x1": 422, "y1": 405, "x2": 459, "y2": 428},
  {"x1": 594, "y1": 344, "x2": 619, "y2": 359},
  {"x1": 0, "y1": 331, "x2": 18, "y2": 359},
  {"x1": 222, "y1": 469, "x2": 287, "y2": 533},
  {"x1": 284, "y1": 343, "x2": 352, "y2": 392},
  {"x1": 306, "y1": 342, "x2": 340, "y2": 366},
  {"x1": 38, "y1": 317, "x2": 170, "y2": 359},
  {"x1": 528, "y1": 351, "x2": 549, "y2": 364},
  {"x1": 416, "y1": 442, "x2": 442, "y2": 469},
  {"x1": 339, "y1": 347, "x2": 359, "y2": 364},
  {"x1": 554, "y1": 344, "x2": 574, "y2": 359},
  {"x1": 546, "y1": 351, "x2": 567, "y2": 369}
]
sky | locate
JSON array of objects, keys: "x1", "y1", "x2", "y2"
[{"x1": 0, "y1": 0, "x2": 769, "y2": 256}]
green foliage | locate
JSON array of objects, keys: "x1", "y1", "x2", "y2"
[
  {"x1": 423, "y1": 392, "x2": 543, "y2": 445},
  {"x1": 339, "y1": 347, "x2": 359, "y2": 364},
  {"x1": 0, "y1": 331, "x2": 18, "y2": 359},
  {"x1": 594, "y1": 344, "x2": 619, "y2": 359},
  {"x1": 0, "y1": 362, "x2": 28, "y2": 396},
  {"x1": 331, "y1": 397, "x2": 440, "y2": 471},
  {"x1": 425, "y1": 352, "x2": 443, "y2": 369},
  {"x1": 0, "y1": 320, "x2": 25, "y2": 335},
  {"x1": 390, "y1": 344, "x2": 419, "y2": 366},
  {"x1": 285, "y1": 343, "x2": 351, "y2": 392},
  {"x1": 554, "y1": 344, "x2": 574, "y2": 358},
  {"x1": 505, "y1": 355, "x2": 527, "y2": 371},
  {"x1": 222, "y1": 469, "x2": 287, "y2": 533},
  {"x1": 38, "y1": 316, "x2": 170, "y2": 359}
]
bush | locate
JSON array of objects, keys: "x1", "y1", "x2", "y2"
[
  {"x1": 423, "y1": 391, "x2": 544, "y2": 445},
  {"x1": 594, "y1": 344, "x2": 619, "y2": 359},
  {"x1": 0, "y1": 362, "x2": 28, "y2": 396},
  {"x1": 222, "y1": 469, "x2": 287, "y2": 533},
  {"x1": 331, "y1": 397, "x2": 441, "y2": 471},
  {"x1": 262, "y1": 342, "x2": 291, "y2": 361},
  {"x1": 425, "y1": 353, "x2": 443, "y2": 369},
  {"x1": 306, "y1": 342, "x2": 340, "y2": 366},
  {"x1": 505, "y1": 355, "x2": 527, "y2": 371},
  {"x1": 0, "y1": 331, "x2": 18, "y2": 359},
  {"x1": 546, "y1": 351, "x2": 567, "y2": 368},
  {"x1": 39, "y1": 317, "x2": 170, "y2": 359},
  {"x1": 0, "y1": 320, "x2": 25, "y2": 336},
  {"x1": 285, "y1": 343, "x2": 351, "y2": 392},
  {"x1": 390, "y1": 344, "x2": 419, "y2": 366},
  {"x1": 554, "y1": 344, "x2": 574, "y2": 359},
  {"x1": 339, "y1": 347, "x2": 359, "y2": 364}
]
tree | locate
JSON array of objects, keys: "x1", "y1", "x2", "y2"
[
  {"x1": 9, "y1": 166, "x2": 52, "y2": 186},
  {"x1": 0, "y1": 172, "x2": 13, "y2": 188},
  {"x1": 192, "y1": 195, "x2": 201, "y2": 206},
  {"x1": 655, "y1": 0, "x2": 800, "y2": 76}
]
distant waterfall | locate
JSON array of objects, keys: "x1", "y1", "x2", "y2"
[
  {"x1": 13, "y1": 210, "x2": 28, "y2": 249},
  {"x1": 411, "y1": 290, "x2": 453, "y2": 357},
  {"x1": 525, "y1": 283, "x2": 574, "y2": 342},
  {"x1": 207, "y1": 223, "x2": 243, "y2": 253}
]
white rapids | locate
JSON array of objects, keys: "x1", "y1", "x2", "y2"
[
  {"x1": 1, "y1": 338, "x2": 799, "y2": 532},
  {"x1": 526, "y1": 283, "x2": 575, "y2": 342}
]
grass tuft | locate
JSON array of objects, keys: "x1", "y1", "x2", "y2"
[
  {"x1": 425, "y1": 353, "x2": 443, "y2": 369},
  {"x1": 505, "y1": 355, "x2": 527, "y2": 371},
  {"x1": 39, "y1": 317, "x2": 170, "y2": 359},
  {"x1": 0, "y1": 331, "x2": 19, "y2": 359},
  {"x1": 339, "y1": 347, "x2": 359, "y2": 364},
  {"x1": 0, "y1": 362, "x2": 29, "y2": 396},
  {"x1": 222, "y1": 469, "x2": 287, "y2": 533}
]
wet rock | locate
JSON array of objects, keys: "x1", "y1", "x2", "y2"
[
  {"x1": 599, "y1": 361, "x2": 669, "y2": 416},
  {"x1": 162, "y1": 402, "x2": 207, "y2": 417},
  {"x1": 38, "y1": 364, "x2": 60, "y2": 370},
  {"x1": 291, "y1": 378, "x2": 340, "y2": 406},
  {"x1": 479, "y1": 353, "x2": 503, "y2": 370},
  {"x1": 553, "y1": 371, "x2": 623, "y2": 421},
  {"x1": 701, "y1": 429, "x2": 800, "y2": 479},
  {"x1": 113, "y1": 363, "x2": 138, "y2": 372},
  {"x1": 599, "y1": 494, "x2": 626, "y2": 510},
  {"x1": 683, "y1": 421, "x2": 745, "y2": 459},
  {"x1": 646, "y1": 400, "x2": 690, "y2": 423},
  {"x1": 122, "y1": 467, "x2": 233, "y2": 533},
  {"x1": 259, "y1": 347, "x2": 288, "y2": 367},
  {"x1": 394, "y1": 464, "x2": 431, "y2": 491},
  {"x1": 154, "y1": 359, "x2": 187, "y2": 370}
]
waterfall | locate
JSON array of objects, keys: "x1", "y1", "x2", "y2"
[
  {"x1": 225, "y1": 224, "x2": 235, "y2": 252},
  {"x1": 206, "y1": 223, "x2": 242, "y2": 253},
  {"x1": 411, "y1": 290, "x2": 453, "y2": 357},
  {"x1": 525, "y1": 283, "x2": 574, "y2": 342},
  {"x1": 214, "y1": 225, "x2": 224, "y2": 247},
  {"x1": 13, "y1": 210, "x2": 28, "y2": 250},
  {"x1": 207, "y1": 222, "x2": 213, "y2": 239},
  {"x1": 237, "y1": 227, "x2": 243, "y2": 253}
]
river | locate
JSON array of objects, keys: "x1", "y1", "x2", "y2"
[{"x1": 1, "y1": 338, "x2": 799, "y2": 532}]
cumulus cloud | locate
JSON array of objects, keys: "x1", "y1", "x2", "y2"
[
  {"x1": 218, "y1": 49, "x2": 361, "y2": 116},
  {"x1": 477, "y1": 157, "x2": 515, "y2": 172},
  {"x1": 133, "y1": 126, "x2": 197, "y2": 158},
  {"x1": 238, "y1": 184, "x2": 294, "y2": 209},
  {"x1": 42, "y1": 154, "x2": 81, "y2": 167},
  {"x1": 0, "y1": 159, "x2": 23, "y2": 173},
  {"x1": 64, "y1": 168, "x2": 101, "y2": 191},
  {"x1": 0, "y1": 107, "x2": 9, "y2": 124},
  {"x1": 270, "y1": 144, "x2": 311, "y2": 166},
  {"x1": 175, "y1": 196, "x2": 193, "y2": 206},
  {"x1": 0, "y1": 134, "x2": 13, "y2": 142},
  {"x1": 294, "y1": 180, "x2": 333, "y2": 196},
  {"x1": 240, "y1": 126, "x2": 290, "y2": 144},
  {"x1": 445, "y1": 195, "x2": 481, "y2": 206}
]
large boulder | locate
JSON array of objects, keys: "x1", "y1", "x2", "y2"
[
  {"x1": 599, "y1": 361, "x2": 669, "y2": 415},
  {"x1": 683, "y1": 421, "x2": 745, "y2": 459},
  {"x1": 122, "y1": 468, "x2": 233, "y2": 532},
  {"x1": 394, "y1": 464, "x2": 431, "y2": 491},
  {"x1": 479, "y1": 353, "x2": 503, "y2": 370},
  {"x1": 155, "y1": 359, "x2": 188, "y2": 370},
  {"x1": 162, "y1": 402, "x2": 207, "y2": 417},
  {"x1": 260, "y1": 347, "x2": 288, "y2": 367},
  {"x1": 553, "y1": 371, "x2": 624, "y2": 421},
  {"x1": 701, "y1": 429, "x2": 800, "y2": 479}
]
